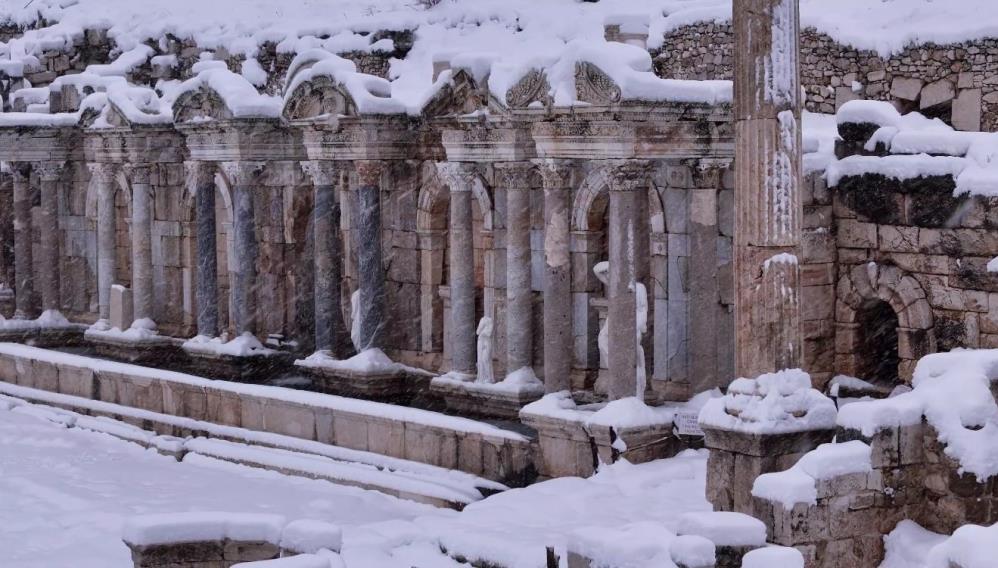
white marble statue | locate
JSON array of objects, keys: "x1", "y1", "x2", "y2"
[
  {"x1": 476, "y1": 316, "x2": 495, "y2": 384},
  {"x1": 350, "y1": 290, "x2": 362, "y2": 352},
  {"x1": 634, "y1": 280, "x2": 648, "y2": 400},
  {"x1": 593, "y1": 261, "x2": 611, "y2": 369}
]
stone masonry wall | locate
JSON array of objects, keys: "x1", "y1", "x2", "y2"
[{"x1": 653, "y1": 24, "x2": 998, "y2": 132}]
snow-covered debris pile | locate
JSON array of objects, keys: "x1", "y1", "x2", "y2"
[
  {"x1": 741, "y1": 546, "x2": 804, "y2": 568},
  {"x1": 838, "y1": 349, "x2": 998, "y2": 480},
  {"x1": 698, "y1": 369, "x2": 837, "y2": 434},
  {"x1": 567, "y1": 521, "x2": 712, "y2": 568},
  {"x1": 828, "y1": 100, "x2": 998, "y2": 197},
  {"x1": 751, "y1": 440, "x2": 872, "y2": 507},
  {"x1": 925, "y1": 522, "x2": 998, "y2": 568},
  {"x1": 676, "y1": 511, "x2": 767, "y2": 548}
]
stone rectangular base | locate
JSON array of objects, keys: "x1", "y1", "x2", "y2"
[
  {"x1": 430, "y1": 377, "x2": 544, "y2": 420},
  {"x1": 304, "y1": 365, "x2": 428, "y2": 403},
  {"x1": 86, "y1": 332, "x2": 184, "y2": 366},
  {"x1": 0, "y1": 325, "x2": 85, "y2": 348},
  {"x1": 184, "y1": 350, "x2": 296, "y2": 383}
]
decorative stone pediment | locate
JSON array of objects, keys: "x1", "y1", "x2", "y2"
[
  {"x1": 575, "y1": 61, "x2": 621, "y2": 105},
  {"x1": 173, "y1": 86, "x2": 232, "y2": 123},
  {"x1": 423, "y1": 69, "x2": 486, "y2": 117},
  {"x1": 282, "y1": 75, "x2": 358, "y2": 121},
  {"x1": 503, "y1": 69, "x2": 552, "y2": 110}
]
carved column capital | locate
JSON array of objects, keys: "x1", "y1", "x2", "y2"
[
  {"x1": 435, "y1": 161, "x2": 479, "y2": 192},
  {"x1": 122, "y1": 164, "x2": 151, "y2": 185},
  {"x1": 35, "y1": 161, "x2": 65, "y2": 182},
  {"x1": 532, "y1": 158, "x2": 575, "y2": 190},
  {"x1": 87, "y1": 162, "x2": 117, "y2": 184},
  {"x1": 220, "y1": 161, "x2": 266, "y2": 186},
  {"x1": 354, "y1": 160, "x2": 386, "y2": 187},
  {"x1": 184, "y1": 161, "x2": 215, "y2": 190},
  {"x1": 685, "y1": 157, "x2": 732, "y2": 189},
  {"x1": 300, "y1": 160, "x2": 342, "y2": 187},
  {"x1": 494, "y1": 161, "x2": 534, "y2": 191},
  {"x1": 605, "y1": 159, "x2": 651, "y2": 192}
]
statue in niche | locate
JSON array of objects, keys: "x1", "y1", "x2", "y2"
[
  {"x1": 350, "y1": 290, "x2": 362, "y2": 353},
  {"x1": 593, "y1": 260, "x2": 650, "y2": 399},
  {"x1": 593, "y1": 261, "x2": 611, "y2": 369},
  {"x1": 476, "y1": 316, "x2": 495, "y2": 384}
]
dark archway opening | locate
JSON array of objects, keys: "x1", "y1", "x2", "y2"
[{"x1": 856, "y1": 299, "x2": 900, "y2": 388}]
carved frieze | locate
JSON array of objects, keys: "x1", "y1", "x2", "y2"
[{"x1": 574, "y1": 61, "x2": 622, "y2": 106}]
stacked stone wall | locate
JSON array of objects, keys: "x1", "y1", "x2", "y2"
[{"x1": 653, "y1": 24, "x2": 998, "y2": 131}]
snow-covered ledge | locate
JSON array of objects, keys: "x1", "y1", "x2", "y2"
[
  {"x1": 430, "y1": 367, "x2": 545, "y2": 421},
  {"x1": 0, "y1": 309, "x2": 85, "y2": 346},
  {"x1": 294, "y1": 348, "x2": 433, "y2": 402}
]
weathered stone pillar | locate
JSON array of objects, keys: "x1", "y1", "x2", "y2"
[
  {"x1": 303, "y1": 160, "x2": 347, "y2": 355},
  {"x1": 222, "y1": 161, "x2": 264, "y2": 337},
  {"x1": 90, "y1": 163, "x2": 117, "y2": 322},
  {"x1": 437, "y1": 162, "x2": 478, "y2": 375},
  {"x1": 188, "y1": 162, "x2": 218, "y2": 338},
  {"x1": 354, "y1": 160, "x2": 387, "y2": 352},
  {"x1": 536, "y1": 159, "x2": 574, "y2": 393},
  {"x1": 733, "y1": 0, "x2": 803, "y2": 378},
  {"x1": 11, "y1": 164, "x2": 34, "y2": 318},
  {"x1": 497, "y1": 162, "x2": 535, "y2": 377},
  {"x1": 127, "y1": 165, "x2": 154, "y2": 328},
  {"x1": 606, "y1": 160, "x2": 651, "y2": 401},
  {"x1": 36, "y1": 161, "x2": 63, "y2": 312},
  {"x1": 0, "y1": 173, "x2": 13, "y2": 290}
]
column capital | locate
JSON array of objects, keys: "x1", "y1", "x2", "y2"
[
  {"x1": 87, "y1": 162, "x2": 117, "y2": 184},
  {"x1": 300, "y1": 160, "x2": 342, "y2": 187},
  {"x1": 435, "y1": 161, "x2": 479, "y2": 193},
  {"x1": 122, "y1": 164, "x2": 151, "y2": 185},
  {"x1": 684, "y1": 157, "x2": 732, "y2": 189},
  {"x1": 605, "y1": 159, "x2": 651, "y2": 192},
  {"x1": 184, "y1": 161, "x2": 215, "y2": 189},
  {"x1": 35, "y1": 161, "x2": 65, "y2": 182},
  {"x1": 494, "y1": 161, "x2": 534, "y2": 191},
  {"x1": 532, "y1": 158, "x2": 575, "y2": 190},
  {"x1": 220, "y1": 161, "x2": 266, "y2": 186},
  {"x1": 354, "y1": 159, "x2": 386, "y2": 187},
  {"x1": 9, "y1": 162, "x2": 31, "y2": 182}
]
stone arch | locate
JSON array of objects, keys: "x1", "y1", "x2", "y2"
[
  {"x1": 571, "y1": 168, "x2": 664, "y2": 233},
  {"x1": 282, "y1": 75, "x2": 358, "y2": 121},
  {"x1": 835, "y1": 262, "x2": 936, "y2": 384}
]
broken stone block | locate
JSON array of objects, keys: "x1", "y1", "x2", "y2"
[
  {"x1": 890, "y1": 77, "x2": 923, "y2": 101},
  {"x1": 110, "y1": 284, "x2": 134, "y2": 330},
  {"x1": 920, "y1": 79, "x2": 955, "y2": 110},
  {"x1": 952, "y1": 89, "x2": 982, "y2": 132}
]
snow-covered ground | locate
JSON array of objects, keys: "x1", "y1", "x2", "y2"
[{"x1": 0, "y1": 403, "x2": 712, "y2": 568}]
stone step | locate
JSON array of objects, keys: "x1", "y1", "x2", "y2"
[{"x1": 0, "y1": 384, "x2": 506, "y2": 510}]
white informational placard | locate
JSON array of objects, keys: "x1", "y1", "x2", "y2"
[{"x1": 674, "y1": 410, "x2": 705, "y2": 437}]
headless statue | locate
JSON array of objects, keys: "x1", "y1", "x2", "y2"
[
  {"x1": 350, "y1": 290, "x2": 362, "y2": 353},
  {"x1": 476, "y1": 316, "x2": 495, "y2": 383},
  {"x1": 593, "y1": 260, "x2": 649, "y2": 399}
]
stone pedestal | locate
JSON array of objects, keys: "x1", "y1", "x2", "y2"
[
  {"x1": 183, "y1": 349, "x2": 296, "y2": 383},
  {"x1": 430, "y1": 375, "x2": 544, "y2": 420},
  {"x1": 306, "y1": 364, "x2": 424, "y2": 403}
]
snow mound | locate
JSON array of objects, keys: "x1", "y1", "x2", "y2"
[
  {"x1": 752, "y1": 440, "x2": 872, "y2": 508},
  {"x1": 742, "y1": 546, "x2": 804, "y2": 568},
  {"x1": 122, "y1": 512, "x2": 287, "y2": 546},
  {"x1": 698, "y1": 369, "x2": 837, "y2": 434},
  {"x1": 676, "y1": 511, "x2": 767, "y2": 547},
  {"x1": 926, "y1": 522, "x2": 998, "y2": 568},
  {"x1": 280, "y1": 520, "x2": 343, "y2": 554}
]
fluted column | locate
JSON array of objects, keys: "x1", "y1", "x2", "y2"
[
  {"x1": 734, "y1": 0, "x2": 803, "y2": 377},
  {"x1": 606, "y1": 160, "x2": 651, "y2": 401},
  {"x1": 354, "y1": 160, "x2": 387, "y2": 352},
  {"x1": 90, "y1": 163, "x2": 117, "y2": 322},
  {"x1": 497, "y1": 162, "x2": 535, "y2": 378},
  {"x1": 536, "y1": 159, "x2": 574, "y2": 394},
  {"x1": 36, "y1": 161, "x2": 63, "y2": 313},
  {"x1": 188, "y1": 161, "x2": 218, "y2": 338},
  {"x1": 11, "y1": 164, "x2": 34, "y2": 318},
  {"x1": 127, "y1": 165, "x2": 154, "y2": 328},
  {"x1": 303, "y1": 160, "x2": 347, "y2": 355},
  {"x1": 221, "y1": 161, "x2": 264, "y2": 337},
  {"x1": 436, "y1": 162, "x2": 478, "y2": 375}
]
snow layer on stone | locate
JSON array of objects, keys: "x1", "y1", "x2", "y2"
[
  {"x1": 430, "y1": 367, "x2": 543, "y2": 395},
  {"x1": 295, "y1": 348, "x2": 433, "y2": 377},
  {"x1": 926, "y1": 523, "x2": 998, "y2": 568},
  {"x1": 882, "y1": 520, "x2": 947, "y2": 568},
  {"x1": 669, "y1": 535, "x2": 715, "y2": 568},
  {"x1": 802, "y1": 111, "x2": 839, "y2": 174},
  {"x1": 988, "y1": 258, "x2": 998, "y2": 273},
  {"x1": 742, "y1": 546, "x2": 804, "y2": 568},
  {"x1": 752, "y1": 441, "x2": 872, "y2": 508},
  {"x1": 699, "y1": 369, "x2": 837, "y2": 434},
  {"x1": 285, "y1": 55, "x2": 406, "y2": 115},
  {"x1": 826, "y1": 154, "x2": 967, "y2": 187},
  {"x1": 521, "y1": 391, "x2": 676, "y2": 430},
  {"x1": 86, "y1": 45, "x2": 154, "y2": 77},
  {"x1": 182, "y1": 332, "x2": 277, "y2": 357},
  {"x1": 232, "y1": 554, "x2": 332, "y2": 568},
  {"x1": 0, "y1": 309, "x2": 77, "y2": 330},
  {"x1": 836, "y1": 100, "x2": 901, "y2": 128},
  {"x1": 173, "y1": 68, "x2": 281, "y2": 119},
  {"x1": 676, "y1": 512, "x2": 766, "y2": 547},
  {"x1": 280, "y1": 520, "x2": 343, "y2": 554},
  {"x1": 567, "y1": 522, "x2": 679, "y2": 568},
  {"x1": 121, "y1": 511, "x2": 286, "y2": 546}
]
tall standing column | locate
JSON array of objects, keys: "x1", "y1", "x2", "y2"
[
  {"x1": 354, "y1": 160, "x2": 387, "y2": 352},
  {"x1": 733, "y1": 0, "x2": 803, "y2": 378},
  {"x1": 536, "y1": 159, "x2": 574, "y2": 394},
  {"x1": 11, "y1": 164, "x2": 34, "y2": 319},
  {"x1": 127, "y1": 165, "x2": 154, "y2": 329},
  {"x1": 90, "y1": 163, "x2": 117, "y2": 323},
  {"x1": 221, "y1": 161, "x2": 264, "y2": 337},
  {"x1": 303, "y1": 160, "x2": 347, "y2": 355},
  {"x1": 188, "y1": 162, "x2": 218, "y2": 338},
  {"x1": 36, "y1": 161, "x2": 63, "y2": 313},
  {"x1": 0, "y1": 172, "x2": 13, "y2": 290},
  {"x1": 606, "y1": 161, "x2": 651, "y2": 401},
  {"x1": 437, "y1": 162, "x2": 478, "y2": 375},
  {"x1": 497, "y1": 162, "x2": 535, "y2": 377}
]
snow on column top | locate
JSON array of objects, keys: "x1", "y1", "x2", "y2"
[{"x1": 698, "y1": 369, "x2": 837, "y2": 435}]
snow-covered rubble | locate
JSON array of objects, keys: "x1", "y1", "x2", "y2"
[
  {"x1": 751, "y1": 440, "x2": 872, "y2": 508},
  {"x1": 698, "y1": 369, "x2": 837, "y2": 434}
]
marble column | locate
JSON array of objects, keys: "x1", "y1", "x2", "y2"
[
  {"x1": 222, "y1": 161, "x2": 263, "y2": 337},
  {"x1": 303, "y1": 160, "x2": 347, "y2": 356},
  {"x1": 188, "y1": 162, "x2": 218, "y2": 338},
  {"x1": 733, "y1": 0, "x2": 803, "y2": 377},
  {"x1": 536, "y1": 159, "x2": 574, "y2": 394},
  {"x1": 127, "y1": 165, "x2": 154, "y2": 329},
  {"x1": 36, "y1": 161, "x2": 63, "y2": 313},
  {"x1": 497, "y1": 162, "x2": 535, "y2": 377},
  {"x1": 354, "y1": 160, "x2": 387, "y2": 352},
  {"x1": 606, "y1": 160, "x2": 651, "y2": 401},
  {"x1": 0, "y1": 173, "x2": 13, "y2": 290},
  {"x1": 90, "y1": 163, "x2": 117, "y2": 323},
  {"x1": 436, "y1": 162, "x2": 478, "y2": 375},
  {"x1": 11, "y1": 164, "x2": 34, "y2": 318}
]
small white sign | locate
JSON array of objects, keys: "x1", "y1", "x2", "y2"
[{"x1": 675, "y1": 410, "x2": 704, "y2": 437}]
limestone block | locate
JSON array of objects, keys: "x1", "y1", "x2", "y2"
[
  {"x1": 878, "y1": 225, "x2": 919, "y2": 253},
  {"x1": 110, "y1": 285, "x2": 134, "y2": 330},
  {"x1": 952, "y1": 89, "x2": 982, "y2": 132},
  {"x1": 332, "y1": 413, "x2": 369, "y2": 452},
  {"x1": 366, "y1": 417, "x2": 405, "y2": 458},
  {"x1": 920, "y1": 79, "x2": 956, "y2": 109},
  {"x1": 801, "y1": 285, "x2": 835, "y2": 322},
  {"x1": 836, "y1": 219, "x2": 877, "y2": 249},
  {"x1": 835, "y1": 86, "x2": 860, "y2": 110},
  {"x1": 890, "y1": 77, "x2": 924, "y2": 101}
]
